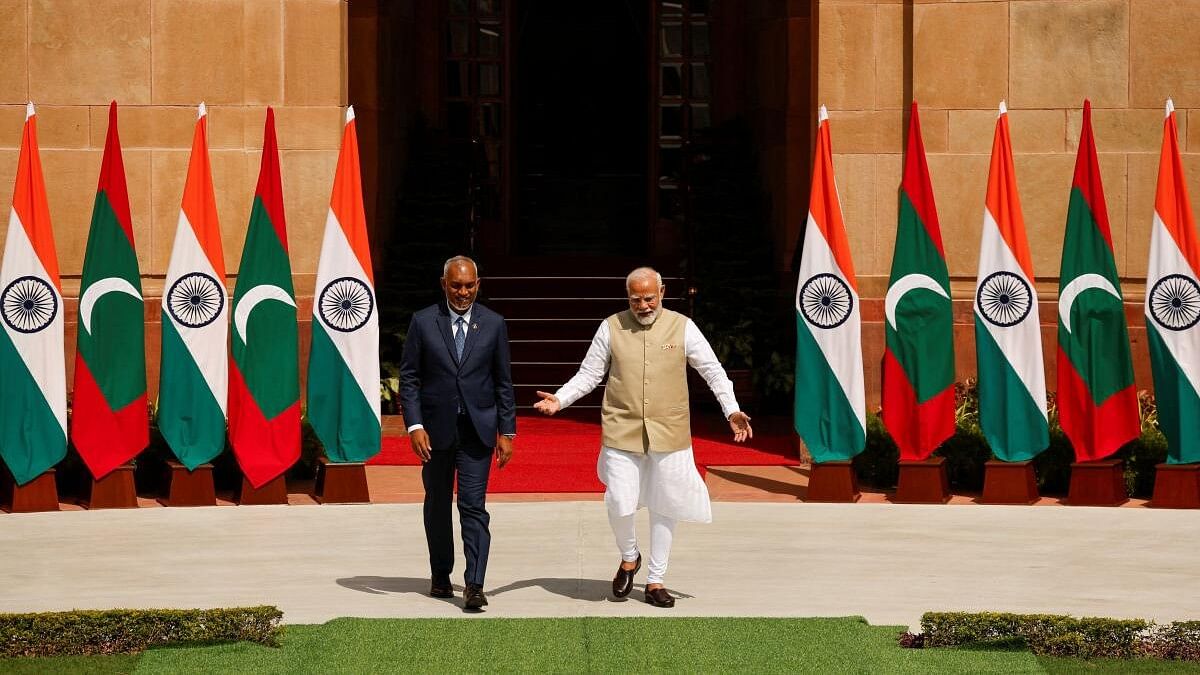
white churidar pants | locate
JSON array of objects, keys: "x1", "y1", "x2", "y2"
[{"x1": 597, "y1": 445, "x2": 712, "y2": 584}]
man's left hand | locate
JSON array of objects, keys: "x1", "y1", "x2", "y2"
[
  {"x1": 496, "y1": 435, "x2": 514, "y2": 469},
  {"x1": 728, "y1": 411, "x2": 753, "y2": 443}
]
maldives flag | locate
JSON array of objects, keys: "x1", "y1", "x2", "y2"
[
  {"x1": 72, "y1": 102, "x2": 148, "y2": 479},
  {"x1": 1056, "y1": 100, "x2": 1139, "y2": 462},
  {"x1": 307, "y1": 107, "x2": 381, "y2": 463},
  {"x1": 0, "y1": 104, "x2": 67, "y2": 485},
  {"x1": 229, "y1": 108, "x2": 299, "y2": 487},
  {"x1": 882, "y1": 102, "x2": 955, "y2": 461},
  {"x1": 973, "y1": 102, "x2": 1049, "y2": 462},
  {"x1": 794, "y1": 106, "x2": 865, "y2": 462},
  {"x1": 1144, "y1": 99, "x2": 1200, "y2": 465},
  {"x1": 159, "y1": 103, "x2": 228, "y2": 470}
]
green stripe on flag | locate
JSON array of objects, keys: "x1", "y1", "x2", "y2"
[
  {"x1": 307, "y1": 322, "x2": 381, "y2": 463},
  {"x1": 158, "y1": 315, "x2": 227, "y2": 469},
  {"x1": 232, "y1": 197, "x2": 298, "y2": 420},
  {"x1": 975, "y1": 315, "x2": 1049, "y2": 462},
  {"x1": 886, "y1": 193, "x2": 954, "y2": 403},
  {"x1": 1146, "y1": 323, "x2": 1200, "y2": 464},
  {"x1": 0, "y1": 329, "x2": 66, "y2": 485},
  {"x1": 793, "y1": 315, "x2": 865, "y2": 462},
  {"x1": 76, "y1": 191, "x2": 145, "y2": 410}
]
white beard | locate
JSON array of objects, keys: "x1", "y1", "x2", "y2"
[{"x1": 634, "y1": 310, "x2": 658, "y2": 326}]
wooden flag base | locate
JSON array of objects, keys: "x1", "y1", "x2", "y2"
[
  {"x1": 237, "y1": 475, "x2": 288, "y2": 505},
  {"x1": 804, "y1": 461, "x2": 860, "y2": 502},
  {"x1": 158, "y1": 461, "x2": 216, "y2": 507},
  {"x1": 893, "y1": 456, "x2": 950, "y2": 504},
  {"x1": 1149, "y1": 463, "x2": 1200, "y2": 509},
  {"x1": 1, "y1": 469, "x2": 59, "y2": 513},
  {"x1": 315, "y1": 457, "x2": 370, "y2": 504},
  {"x1": 85, "y1": 465, "x2": 138, "y2": 509},
  {"x1": 1067, "y1": 459, "x2": 1128, "y2": 506},
  {"x1": 980, "y1": 460, "x2": 1039, "y2": 505}
]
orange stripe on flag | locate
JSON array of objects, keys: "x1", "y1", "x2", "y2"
[
  {"x1": 331, "y1": 112, "x2": 374, "y2": 283},
  {"x1": 181, "y1": 108, "x2": 226, "y2": 279},
  {"x1": 1155, "y1": 107, "x2": 1200, "y2": 279},
  {"x1": 985, "y1": 109, "x2": 1035, "y2": 281},
  {"x1": 11, "y1": 109, "x2": 61, "y2": 288},
  {"x1": 809, "y1": 115, "x2": 857, "y2": 291}
]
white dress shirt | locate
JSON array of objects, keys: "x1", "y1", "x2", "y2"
[
  {"x1": 554, "y1": 317, "x2": 740, "y2": 419},
  {"x1": 406, "y1": 303, "x2": 473, "y2": 434}
]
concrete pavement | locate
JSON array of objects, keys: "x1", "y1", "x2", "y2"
[{"x1": 0, "y1": 499, "x2": 1197, "y2": 629}]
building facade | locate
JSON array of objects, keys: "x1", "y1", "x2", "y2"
[{"x1": 0, "y1": 0, "x2": 1194, "y2": 404}]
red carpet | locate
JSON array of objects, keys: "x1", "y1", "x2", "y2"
[{"x1": 369, "y1": 413, "x2": 799, "y2": 493}]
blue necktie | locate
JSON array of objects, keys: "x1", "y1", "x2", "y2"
[{"x1": 454, "y1": 316, "x2": 466, "y2": 360}]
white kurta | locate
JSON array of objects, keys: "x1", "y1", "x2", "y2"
[{"x1": 554, "y1": 317, "x2": 740, "y2": 523}]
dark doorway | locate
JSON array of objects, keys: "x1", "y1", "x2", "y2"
[{"x1": 514, "y1": 0, "x2": 649, "y2": 256}]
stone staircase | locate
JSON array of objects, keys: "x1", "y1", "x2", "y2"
[{"x1": 482, "y1": 259, "x2": 686, "y2": 409}]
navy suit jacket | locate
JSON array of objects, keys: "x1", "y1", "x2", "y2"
[{"x1": 399, "y1": 302, "x2": 516, "y2": 451}]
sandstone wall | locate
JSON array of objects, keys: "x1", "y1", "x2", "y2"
[
  {"x1": 0, "y1": 0, "x2": 347, "y2": 393},
  {"x1": 817, "y1": 0, "x2": 1196, "y2": 404}
]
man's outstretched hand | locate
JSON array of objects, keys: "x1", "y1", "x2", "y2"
[
  {"x1": 533, "y1": 391, "x2": 561, "y2": 415},
  {"x1": 728, "y1": 411, "x2": 753, "y2": 443}
]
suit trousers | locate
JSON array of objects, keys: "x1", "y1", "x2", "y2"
[{"x1": 422, "y1": 414, "x2": 493, "y2": 587}]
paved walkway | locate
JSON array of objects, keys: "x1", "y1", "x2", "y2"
[{"x1": 1, "y1": 498, "x2": 1196, "y2": 629}]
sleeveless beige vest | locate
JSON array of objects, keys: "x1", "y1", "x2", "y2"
[{"x1": 601, "y1": 308, "x2": 691, "y2": 453}]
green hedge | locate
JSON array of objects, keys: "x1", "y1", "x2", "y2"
[
  {"x1": 853, "y1": 381, "x2": 1169, "y2": 497},
  {"x1": 0, "y1": 606, "x2": 283, "y2": 657},
  {"x1": 914, "y1": 611, "x2": 1200, "y2": 661}
]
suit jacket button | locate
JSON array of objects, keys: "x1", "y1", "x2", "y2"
[{"x1": 643, "y1": 398, "x2": 650, "y2": 404}]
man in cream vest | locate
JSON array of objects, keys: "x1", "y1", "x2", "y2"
[{"x1": 534, "y1": 267, "x2": 753, "y2": 607}]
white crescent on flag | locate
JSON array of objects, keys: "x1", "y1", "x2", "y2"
[
  {"x1": 885, "y1": 273, "x2": 950, "y2": 330},
  {"x1": 1059, "y1": 273, "x2": 1121, "y2": 334},
  {"x1": 234, "y1": 284, "x2": 296, "y2": 343},
  {"x1": 79, "y1": 277, "x2": 142, "y2": 334}
]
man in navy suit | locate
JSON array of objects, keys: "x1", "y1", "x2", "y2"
[{"x1": 399, "y1": 256, "x2": 516, "y2": 610}]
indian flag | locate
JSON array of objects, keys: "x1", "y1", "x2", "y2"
[
  {"x1": 307, "y1": 106, "x2": 381, "y2": 463},
  {"x1": 0, "y1": 103, "x2": 67, "y2": 485},
  {"x1": 1145, "y1": 99, "x2": 1200, "y2": 465},
  {"x1": 882, "y1": 102, "x2": 956, "y2": 461},
  {"x1": 229, "y1": 108, "x2": 300, "y2": 488},
  {"x1": 973, "y1": 102, "x2": 1049, "y2": 462},
  {"x1": 794, "y1": 106, "x2": 865, "y2": 462},
  {"x1": 159, "y1": 103, "x2": 229, "y2": 471},
  {"x1": 1056, "y1": 100, "x2": 1139, "y2": 462}
]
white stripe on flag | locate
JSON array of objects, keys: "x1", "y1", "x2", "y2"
[
  {"x1": 1145, "y1": 211, "x2": 1200, "y2": 395},
  {"x1": 796, "y1": 212, "x2": 866, "y2": 430},
  {"x1": 312, "y1": 209, "x2": 380, "y2": 421},
  {"x1": 974, "y1": 209, "x2": 1047, "y2": 418},
  {"x1": 0, "y1": 207, "x2": 67, "y2": 434}
]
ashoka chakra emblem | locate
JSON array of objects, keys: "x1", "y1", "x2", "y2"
[
  {"x1": 1, "y1": 276, "x2": 57, "y2": 334},
  {"x1": 319, "y1": 277, "x2": 374, "y2": 333},
  {"x1": 799, "y1": 273, "x2": 853, "y2": 329},
  {"x1": 1149, "y1": 273, "x2": 1200, "y2": 331},
  {"x1": 977, "y1": 271, "x2": 1032, "y2": 328},
  {"x1": 167, "y1": 272, "x2": 225, "y2": 328}
]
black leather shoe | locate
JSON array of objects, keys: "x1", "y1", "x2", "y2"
[
  {"x1": 612, "y1": 554, "x2": 641, "y2": 598},
  {"x1": 464, "y1": 584, "x2": 488, "y2": 609},
  {"x1": 644, "y1": 587, "x2": 675, "y2": 608},
  {"x1": 430, "y1": 577, "x2": 453, "y2": 599}
]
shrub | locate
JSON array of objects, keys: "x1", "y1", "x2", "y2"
[
  {"x1": 855, "y1": 382, "x2": 1170, "y2": 497},
  {"x1": 0, "y1": 606, "x2": 283, "y2": 657},
  {"x1": 914, "y1": 611, "x2": 1200, "y2": 661}
]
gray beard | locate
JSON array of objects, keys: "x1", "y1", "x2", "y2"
[{"x1": 634, "y1": 310, "x2": 658, "y2": 326}]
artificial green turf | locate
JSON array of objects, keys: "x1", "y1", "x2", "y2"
[
  {"x1": 132, "y1": 617, "x2": 1042, "y2": 674},
  {"x1": 3, "y1": 618, "x2": 1198, "y2": 674}
]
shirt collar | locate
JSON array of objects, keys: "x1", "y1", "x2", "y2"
[{"x1": 447, "y1": 302, "x2": 472, "y2": 326}]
